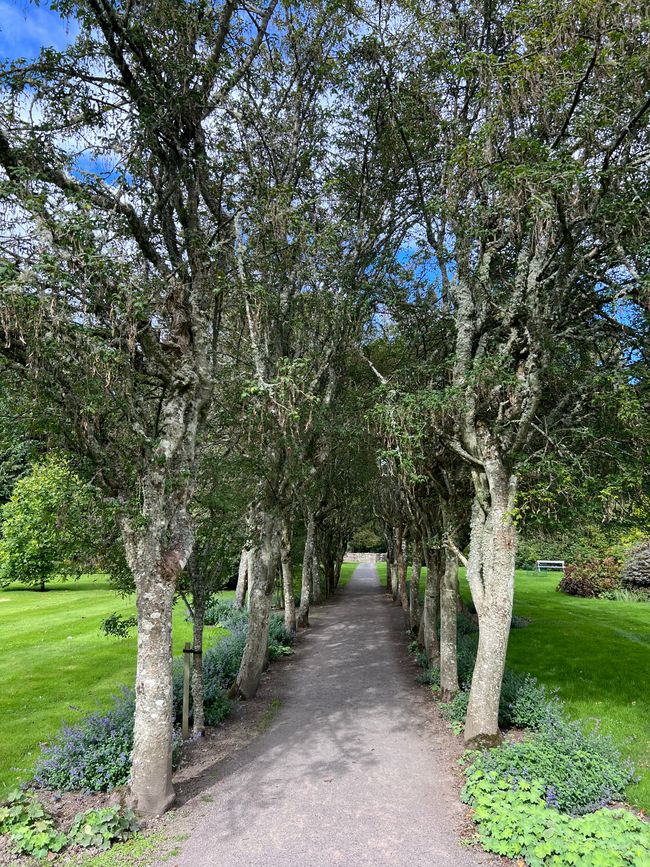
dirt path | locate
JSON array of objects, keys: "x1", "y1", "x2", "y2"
[{"x1": 167, "y1": 564, "x2": 492, "y2": 866}]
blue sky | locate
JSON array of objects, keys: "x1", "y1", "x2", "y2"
[{"x1": 0, "y1": 0, "x2": 74, "y2": 60}]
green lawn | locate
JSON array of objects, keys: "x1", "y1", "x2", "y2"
[
  {"x1": 337, "y1": 562, "x2": 357, "y2": 588},
  {"x1": 0, "y1": 578, "x2": 230, "y2": 798},
  {"x1": 375, "y1": 562, "x2": 650, "y2": 811}
]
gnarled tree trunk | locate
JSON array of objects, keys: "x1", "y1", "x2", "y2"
[
  {"x1": 463, "y1": 455, "x2": 517, "y2": 747},
  {"x1": 236, "y1": 509, "x2": 280, "y2": 699},
  {"x1": 439, "y1": 547, "x2": 459, "y2": 701}
]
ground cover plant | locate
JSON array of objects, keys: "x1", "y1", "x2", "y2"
[
  {"x1": 0, "y1": 578, "x2": 232, "y2": 797},
  {"x1": 0, "y1": 789, "x2": 139, "y2": 860}
]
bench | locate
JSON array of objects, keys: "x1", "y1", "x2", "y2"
[{"x1": 535, "y1": 560, "x2": 565, "y2": 572}]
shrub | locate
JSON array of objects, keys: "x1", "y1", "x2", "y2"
[
  {"x1": 469, "y1": 718, "x2": 635, "y2": 815},
  {"x1": 68, "y1": 806, "x2": 139, "y2": 850},
  {"x1": 623, "y1": 539, "x2": 650, "y2": 590},
  {"x1": 268, "y1": 613, "x2": 295, "y2": 656},
  {"x1": 204, "y1": 599, "x2": 249, "y2": 630},
  {"x1": 438, "y1": 689, "x2": 469, "y2": 725},
  {"x1": 462, "y1": 770, "x2": 650, "y2": 865},
  {"x1": 34, "y1": 690, "x2": 135, "y2": 792},
  {"x1": 34, "y1": 689, "x2": 182, "y2": 792},
  {"x1": 507, "y1": 675, "x2": 564, "y2": 731},
  {"x1": 558, "y1": 557, "x2": 623, "y2": 598}
]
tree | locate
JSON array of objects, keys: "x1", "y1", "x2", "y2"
[
  {"x1": 0, "y1": 0, "x2": 278, "y2": 813},
  {"x1": 361, "y1": 0, "x2": 650, "y2": 745},
  {"x1": 0, "y1": 455, "x2": 97, "y2": 590}
]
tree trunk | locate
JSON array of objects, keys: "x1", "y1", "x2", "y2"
[
  {"x1": 463, "y1": 458, "x2": 517, "y2": 748},
  {"x1": 234, "y1": 547, "x2": 249, "y2": 609},
  {"x1": 395, "y1": 528, "x2": 409, "y2": 622},
  {"x1": 297, "y1": 512, "x2": 315, "y2": 627},
  {"x1": 280, "y1": 519, "x2": 296, "y2": 633},
  {"x1": 421, "y1": 547, "x2": 441, "y2": 663},
  {"x1": 439, "y1": 547, "x2": 459, "y2": 700},
  {"x1": 130, "y1": 562, "x2": 176, "y2": 816},
  {"x1": 236, "y1": 510, "x2": 280, "y2": 699},
  {"x1": 385, "y1": 552, "x2": 393, "y2": 595},
  {"x1": 191, "y1": 586, "x2": 206, "y2": 736},
  {"x1": 409, "y1": 548, "x2": 422, "y2": 634},
  {"x1": 311, "y1": 531, "x2": 322, "y2": 605}
]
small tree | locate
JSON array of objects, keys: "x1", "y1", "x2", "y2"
[{"x1": 0, "y1": 456, "x2": 95, "y2": 590}]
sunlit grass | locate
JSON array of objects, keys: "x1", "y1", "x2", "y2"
[{"x1": 0, "y1": 577, "x2": 232, "y2": 797}]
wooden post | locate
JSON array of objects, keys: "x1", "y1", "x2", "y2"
[{"x1": 182, "y1": 642, "x2": 191, "y2": 741}]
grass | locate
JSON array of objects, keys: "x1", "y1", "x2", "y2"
[
  {"x1": 337, "y1": 562, "x2": 357, "y2": 588},
  {"x1": 375, "y1": 562, "x2": 650, "y2": 811},
  {"x1": 0, "y1": 577, "x2": 232, "y2": 798}
]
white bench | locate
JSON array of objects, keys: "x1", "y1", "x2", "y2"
[{"x1": 535, "y1": 560, "x2": 565, "y2": 572}]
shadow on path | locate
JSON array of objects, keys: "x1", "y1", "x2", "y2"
[{"x1": 170, "y1": 564, "x2": 491, "y2": 867}]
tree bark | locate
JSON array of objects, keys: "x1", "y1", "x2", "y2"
[
  {"x1": 409, "y1": 548, "x2": 422, "y2": 634},
  {"x1": 421, "y1": 547, "x2": 441, "y2": 664},
  {"x1": 236, "y1": 509, "x2": 280, "y2": 699},
  {"x1": 463, "y1": 456, "x2": 517, "y2": 748},
  {"x1": 127, "y1": 554, "x2": 177, "y2": 816},
  {"x1": 234, "y1": 546, "x2": 249, "y2": 609},
  {"x1": 191, "y1": 586, "x2": 206, "y2": 736},
  {"x1": 280, "y1": 518, "x2": 296, "y2": 633},
  {"x1": 297, "y1": 512, "x2": 315, "y2": 627},
  {"x1": 439, "y1": 547, "x2": 459, "y2": 700},
  {"x1": 311, "y1": 528, "x2": 322, "y2": 605},
  {"x1": 395, "y1": 527, "x2": 409, "y2": 622}
]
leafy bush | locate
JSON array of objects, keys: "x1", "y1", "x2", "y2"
[
  {"x1": 507, "y1": 675, "x2": 563, "y2": 731},
  {"x1": 558, "y1": 557, "x2": 622, "y2": 598},
  {"x1": 469, "y1": 718, "x2": 635, "y2": 815},
  {"x1": 268, "y1": 613, "x2": 295, "y2": 657},
  {"x1": 34, "y1": 690, "x2": 135, "y2": 791},
  {"x1": 34, "y1": 689, "x2": 182, "y2": 792},
  {"x1": 438, "y1": 689, "x2": 469, "y2": 725},
  {"x1": 623, "y1": 539, "x2": 650, "y2": 590},
  {"x1": 462, "y1": 769, "x2": 650, "y2": 866},
  {"x1": 68, "y1": 806, "x2": 139, "y2": 850},
  {"x1": 0, "y1": 790, "x2": 67, "y2": 860},
  {"x1": 204, "y1": 599, "x2": 249, "y2": 630}
]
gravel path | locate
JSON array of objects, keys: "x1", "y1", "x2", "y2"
[{"x1": 173, "y1": 564, "x2": 491, "y2": 866}]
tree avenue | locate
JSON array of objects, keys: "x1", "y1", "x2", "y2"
[{"x1": 0, "y1": 0, "x2": 648, "y2": 820}]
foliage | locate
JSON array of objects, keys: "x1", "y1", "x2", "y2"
[
  {"x1": 462, "y1": 770, "x2": 650, "y2": 866},
  {"x1": 204, "y1": 599, "x2": 249, "y2": 630},
  {"x1": 0, "y1": 790, "x2": 66, "y2": 860},
  {"x1": 469, "y1": 719, "x2": 635, "y2": 816},
  {"x1": 34, "y1": 689, "x2": 182, "y2": 793},
  {"x1": 68, "y1": 807, "x2": 139, "y2": 850},
  {"x1": 508, "y1": 677, "x2": 564, "y2": 731},
  {"x1": 101, "y1": 613, "x2": 138, "y2": 639},
  {"x1": 34, "y1": 689, "x2": 136, "y2": 792},
  {"x1": 0, "y1": 456, "x2": 96, "y2": 589},
  {"x1": 623, "y1": 540, "x2": 650, "y2": 590},
  {"x1": 558, "y1": 558, "x2": 623, "y2": 599}
]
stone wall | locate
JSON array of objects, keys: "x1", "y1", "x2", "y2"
[{"x1": 343, "y1": 552, "x2": 387, "y2": 563}]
